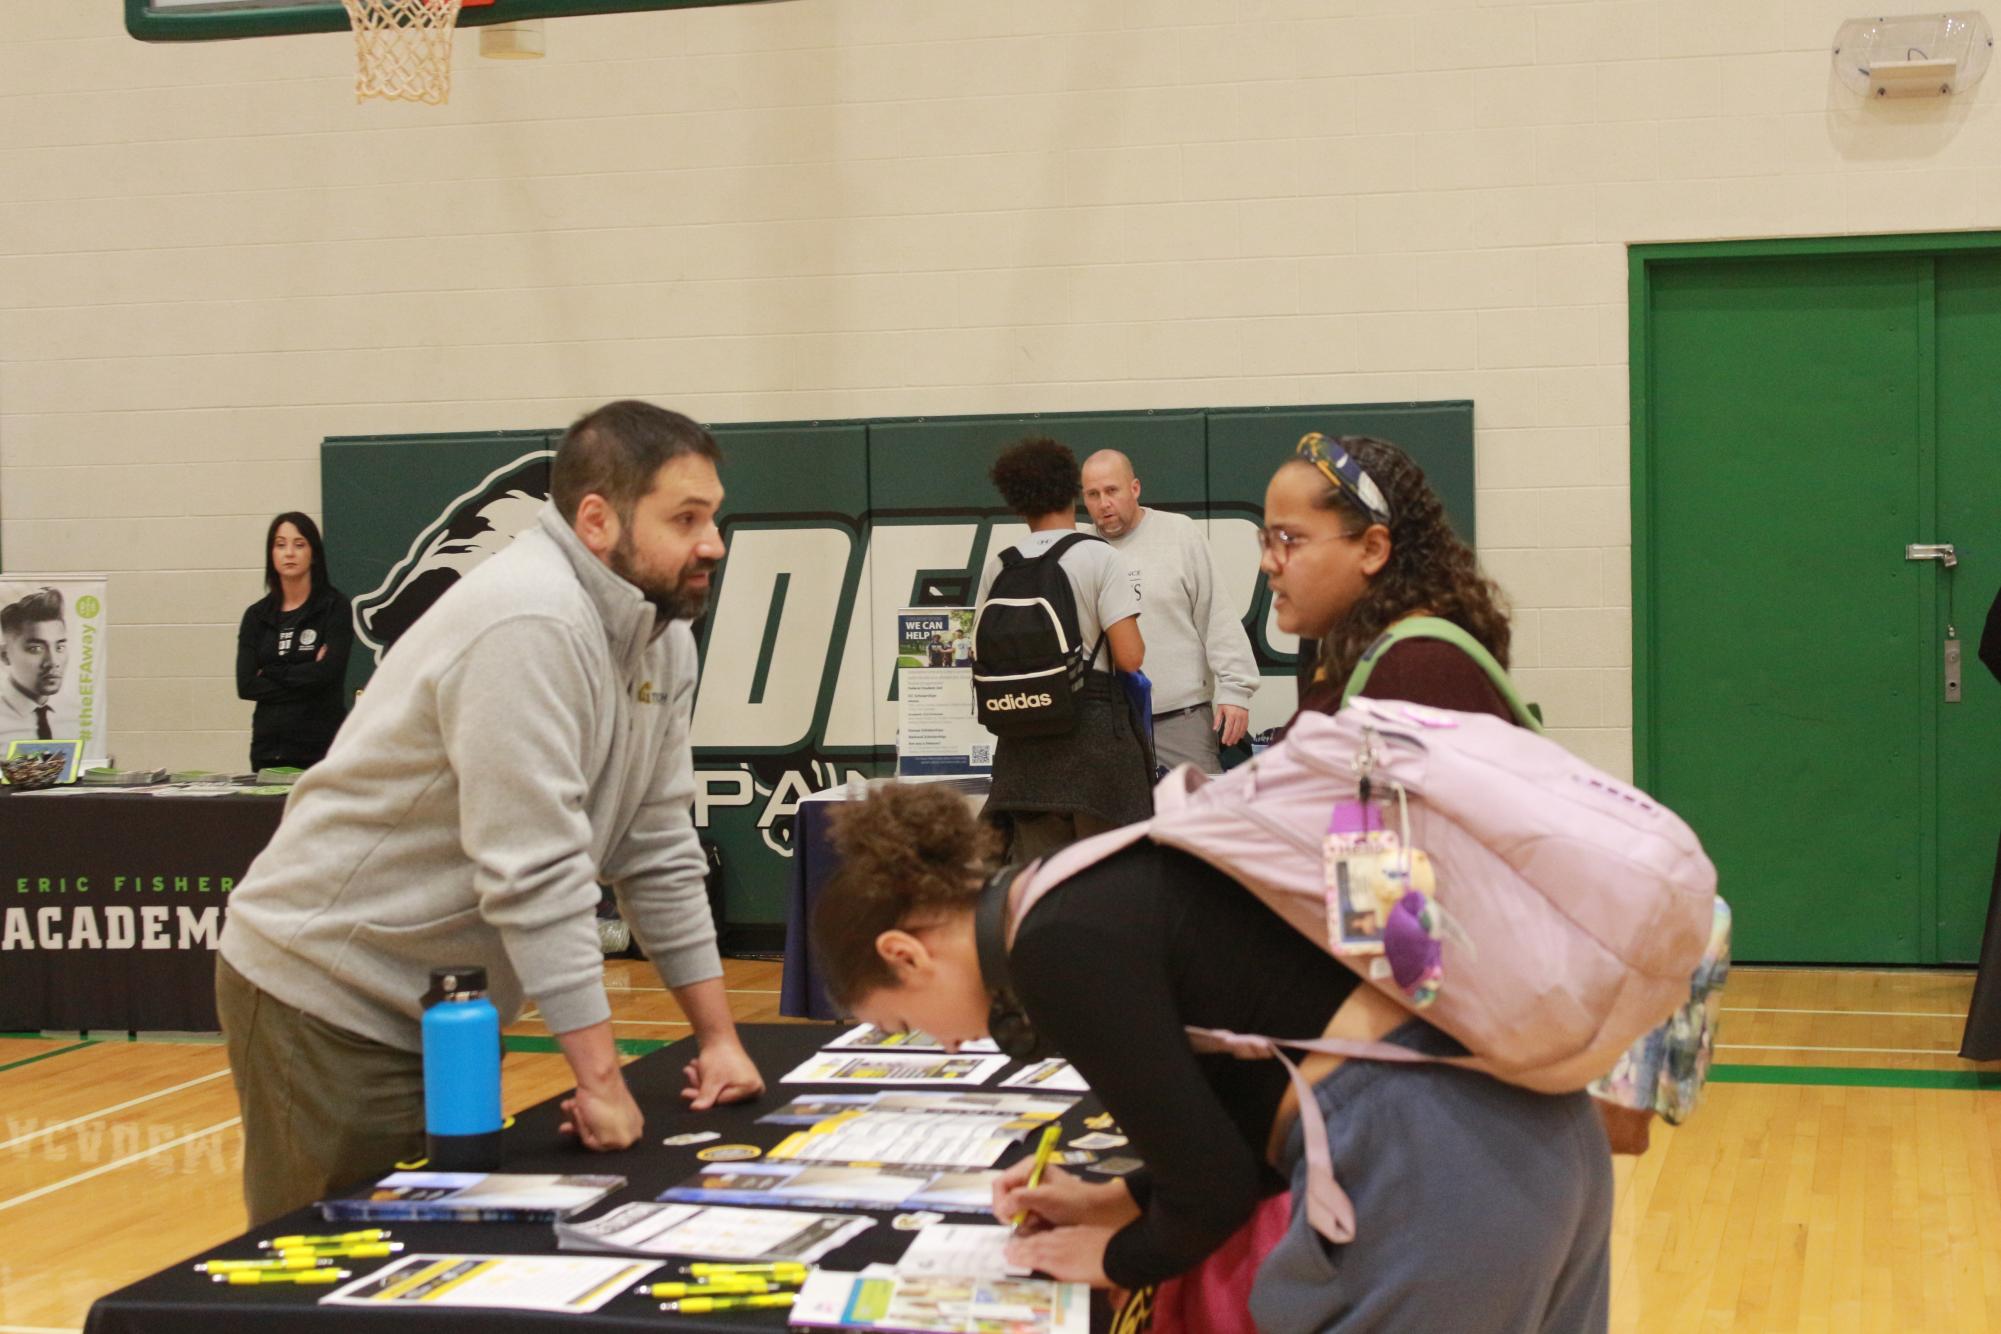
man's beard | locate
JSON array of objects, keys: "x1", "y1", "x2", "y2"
[{"x1": 611, "y1": 534, "x2": 715, "y2": 622}]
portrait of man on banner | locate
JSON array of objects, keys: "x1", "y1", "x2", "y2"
[{"x1": 0, "y1": 578, "x2": 109, "y2": 758}]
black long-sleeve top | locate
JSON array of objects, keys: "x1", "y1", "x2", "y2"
[
  {"x1": 1008, "y1": 841, "x2": 1359, "y2": 1289},
  {"x1": 235, "y1": 584, "x2": 353, "y2": 768}
]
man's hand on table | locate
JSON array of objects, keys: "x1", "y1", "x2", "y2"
[
  {"x1": 559, "y1": 1076, "x2": 645, "y2": 1150},
  {"x1": 680, "y1": 1036, "x2": 765, "y2": 1110}
]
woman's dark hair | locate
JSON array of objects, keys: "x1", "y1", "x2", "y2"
[
  {"x1": 812, "y1": 783, "x2": 1001, "y2": 1010},
  {"x1": 551, "y1": 400, "x2": 722, "y2": 524},
  {"x1": 989, "y1": 436, "x2": 1082, "y2": 520},
  {"x1": 264, "y1": 511, "x2": 332, "y2": 600},
  {"x1": 1290, "y1": 436, "x2": 1511, "y2": 689}
]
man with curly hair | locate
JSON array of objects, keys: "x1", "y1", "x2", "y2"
[{"x1": 974, "y1": 437, "x2": 1152, "y2": 860}]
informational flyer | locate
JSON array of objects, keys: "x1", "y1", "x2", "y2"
[
  {"x1": 894, "y1": 1224, "x2": 1032, "y2": 1279},
  {"x1": 998, "y1": 1060, "x2": 1090, "y2": 1094},
  {"x1": 825, "y1": 1024, "x2": 1000, "y2": 1055},
  {"x1": 764, "y1": 1091, "x2": 1072, "y2": 1170},
  {"x1": 659, "y1": 1163, "x2": 1000, "y2": 1216},
  {"x1": 895, "y1": 609, "x2": 995, "y2": 778},
  {"x1": 555, "y1": 1201, "x2": 873, "y2": 1263},
  {"x1": 783, "y1": 1052, "x2": 1012, "y2": 1087},
  {"x1": 792, "y1": 1267, "x2": 1092, "y2": 1334},
  {"x1": 320, "y1": 1254, "x2": 657, "y2": 1313}
]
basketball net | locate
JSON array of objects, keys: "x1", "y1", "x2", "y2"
[{"x1": 340, "y1": 0, "x2": 465, "y2": 105}]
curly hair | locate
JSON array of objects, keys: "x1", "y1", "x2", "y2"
[
  {"x1": 989, "y1": 436, "x2": 1081, "y2": 520},
  {"x1": 813, "y1": 783, "x2": 1002, "y2": 1010},
  {"x1": 1292, "y1": 436, "x2": 1511, "y2": 689}
]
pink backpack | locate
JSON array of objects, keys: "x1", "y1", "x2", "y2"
[{"x1": 1011, "y1": 694, "x2": 1717, "y2": 1244}]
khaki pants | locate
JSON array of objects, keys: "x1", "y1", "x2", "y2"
[{"x1": 216, "y1": 955, "x2": 427, "y2": 1227}]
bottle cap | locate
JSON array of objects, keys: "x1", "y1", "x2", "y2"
[{"x1": 423, "y1": 965, "x2": 488, "y2": 1006}]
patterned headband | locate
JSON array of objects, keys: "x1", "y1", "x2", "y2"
[{"x1": 1295, "y1": 433, "x2": 1392, "y2": 527}]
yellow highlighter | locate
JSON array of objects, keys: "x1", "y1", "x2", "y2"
[
  {"x1": 661, "y1": 1293, "x2": 797, "y2": 1314},
  {"x1": 1011, "y1": 1122, "x2": 1063, "y2": 1231},
  {"x1": 639, "y1": 1278, "x2": 795, "y2": 1298},
  {"x1": 686, "y1": 1262, "x2": 808, "y2": 1281},
  {"x1": 261, "y1": 1229, "x2": 389, "y2": 1250},
  {"x1": 213, "y1": 1269, "x2": 351, "y2": 1287},
  {"x1": 278, "y1": 1243, "x2": 403, "y2": 1261},
  {"x1": 196, "y1": 1256, "x2": 332, "y2": 1274}
]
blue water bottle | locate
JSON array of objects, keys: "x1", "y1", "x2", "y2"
[{"x1": 420, "y1": 965, "x2": 502, "y2": 1171}]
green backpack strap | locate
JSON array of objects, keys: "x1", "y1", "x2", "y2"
[{"x1": 1337, "y1": 615, "x2": 1545, "y2": 734}]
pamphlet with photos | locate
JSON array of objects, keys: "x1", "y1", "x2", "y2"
[
  {"x1": 792, "y1": 1267, "x2": 1091, "y2": 1334},
  {"x1": 825, "y1": 1024, "x2": 1000, "y2": 1054},
  {"x1": 318, "y1": 1172, "x2": 625, "y2": 1223},
  {"x1": 764, "y1": 1091, "x2": 1075, "y2": 1170}
]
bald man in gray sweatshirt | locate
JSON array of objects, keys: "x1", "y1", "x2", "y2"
[
  {"x1": 217, "y1": 402, "x2": 764, "y2": 1225},
  {"x1": 1082, "y1": 450, "x2": 1259, "y2": 774}
]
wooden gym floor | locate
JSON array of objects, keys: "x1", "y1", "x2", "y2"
[{"x1": 3, "y1": 960, "x2": 1997, "y2": 1332}]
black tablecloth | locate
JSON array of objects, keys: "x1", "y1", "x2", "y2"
[
  {"x1": 779, "y1": 797, "x2": 841, "y2": 1021},
  {"x1": 85, "y1": 1023, "x2": 1109, "y2": 1334},
  {"x1": 0, "y1": 788, "x2": 285, "y2": 1031}
]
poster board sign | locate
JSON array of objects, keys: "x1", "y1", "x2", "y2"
[
  {"x1": 0, "y1": 576, "x2": 109, "y2": 766},
  {"x1": 894, "y1": 609, "x2": 993, "y2": 778}
]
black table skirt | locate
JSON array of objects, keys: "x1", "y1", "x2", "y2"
[
  {"x1": 0, "y1": 789, "x2": 285, "y2": 1031},
  {"x1": 85, "y1": 1023, "x2": 1111, "y2": 1334}
]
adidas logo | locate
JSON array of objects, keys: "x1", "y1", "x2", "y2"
[{"x1": 988, "y1": 691, "x2": 1055, "y2": 711}]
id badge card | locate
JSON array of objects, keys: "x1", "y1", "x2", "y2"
[{"x1": 1325, "y1": 799, "x2": 1400, "y2": 954}]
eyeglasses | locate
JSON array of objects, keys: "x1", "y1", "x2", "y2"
[{"x1": 1256, "y1": 526, "x2": 1340, "y2": 569}]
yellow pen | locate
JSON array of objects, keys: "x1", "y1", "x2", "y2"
[
  {"x1": 1011, "y1": 1122, "x2": 1063, "y2": 1231},
  {"x1": 213, "y1": 1269, "x2": 351, "y2": 1287},
  {"x1": 686, "y1": 1262, "x2": 808, "y2": 1280},
  {"x1": 638, "y1": 1278, "x2": 796, "y2": 1298},
  {"x1": 660, "y1": 1293, "x2": 796, "y2": 1314},
  {"x1": 261, "y1": 1229, "x2": 390, "y2": 1250},
  {"x1": 277, "y1": 1242, "x2": 403, "y2": 1261},
  {"x1": 196, "y1": 1256, "x2": 332, "y2": 1273}
]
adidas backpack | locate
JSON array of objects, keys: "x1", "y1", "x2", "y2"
[{"x1": 972, "y1": 532, "x2": 1107, "y2": 738}]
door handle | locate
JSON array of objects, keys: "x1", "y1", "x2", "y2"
[{"x1": 1906, "y1": 543, "x2": 1959, "y2": 567}]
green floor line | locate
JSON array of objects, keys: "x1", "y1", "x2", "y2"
[
  {"x1": 1710, "y1": 1062, "x2": 2001, "y2": 1091},
  {"x1": 0, "y1": 1039, "x2": 97, "y2": 1074}
]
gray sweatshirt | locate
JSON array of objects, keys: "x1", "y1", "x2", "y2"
[
  {"x1": 1099, "y1": 507, "x2": 1259, "y2": 714},
  {"x1": 219, "y1": 504, "x2": 721, "y2": 1053}
]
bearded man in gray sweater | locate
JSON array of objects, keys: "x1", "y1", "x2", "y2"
[
  {"x1": 217, "y1": 401, "x2": 764, "y2": 1225},
  {"x1": 1082, "y1": 450, "x2": 1259, "y2": 775}
]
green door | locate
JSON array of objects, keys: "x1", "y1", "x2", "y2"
[
  {"x1": 1642, "y1": 242, "x2": 2001, "y2": 963},
  {"x1": 1933, "y1": 253, "x2": 2001, "y2": 961}
]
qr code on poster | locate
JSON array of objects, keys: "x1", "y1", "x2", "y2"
[{"x1": 970, "y1": 745, "x2": 992, "y2": 766}]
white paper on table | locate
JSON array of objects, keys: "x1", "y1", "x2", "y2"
[
  {"x1": 556, "y1": 1201, "x2": 874, "y2": 1263},
  {"x1": 791, "y1": 1268, "x2": 1093, "y2": 1334},
  {"x1": 998, "y1": 1059, "x2": 1091, "y2": 1093},
  {"x1": 825, "y1": 1023, "x2": 1000, "y2": 1054},
  {"x1": 318, "y1": 1254, "x2": 657, "y2": 1313},
  {"x1": 894, "y1": 1223, "x2": 1032, "y2": 1279},
  {"x1": 782, "y1": 1052, "x2": 1012, "y2": 1086}
]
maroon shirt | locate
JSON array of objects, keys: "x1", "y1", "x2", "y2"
[{"x1": 1290, "y1": 638, "x2": 1514, "y2": 727}]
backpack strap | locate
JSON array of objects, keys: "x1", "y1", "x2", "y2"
[
  {"x1": 1185, "y1": 1025, "x2": 1486, "y2": 1245},
  {"x1": 1338, "y1": 615, "x2": 1544, "y2": 734}
]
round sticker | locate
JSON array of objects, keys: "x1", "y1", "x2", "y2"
[
  {"x1": 663, "y1": 1131, "x2": 722, "y2": 1147},
  {"x1": 893, "y1": 1211, "x2": 944, "y2": 1231},
  {"x1": 696, "y1": 1143, "x2": 763, "y2": 1162}
]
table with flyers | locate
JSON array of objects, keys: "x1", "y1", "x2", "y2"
[{"x1": 84, "y1": 1023, "x2": 1112, "y2": 1334}]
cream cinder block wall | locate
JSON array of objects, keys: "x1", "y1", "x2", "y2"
[{"x1": 3, "y1": 0, "x2": 1997, "y2": 773}]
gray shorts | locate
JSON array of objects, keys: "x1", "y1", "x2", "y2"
[{"x1": 1250, "y1": 1021, "x2": 1612, "y2": 1334}]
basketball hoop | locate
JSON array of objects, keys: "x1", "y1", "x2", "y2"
[{"x1": 339, "y1": 0, "x2": 466, "y2": 105}]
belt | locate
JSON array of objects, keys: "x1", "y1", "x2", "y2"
[{"x1": 1153, "y1": 703, "x2": 1208, "y2": 723}]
